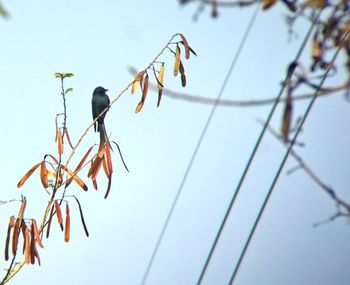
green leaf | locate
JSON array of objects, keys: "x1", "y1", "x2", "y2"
[
  {"x1": 55, "y1": 73, "x2": 63, "y2": 79},
  {"x1": 65, "y1": 87, "x2": 73, "y2": 94},
  {"x1": 63, "y1": 72, "x2": 74, "y2": 78}
]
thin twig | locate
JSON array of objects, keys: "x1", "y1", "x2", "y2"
[{"x1": 261, "y1": 120, "x2": 350, "y2": 212}]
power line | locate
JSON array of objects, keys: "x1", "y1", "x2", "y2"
[
  {"x1": 139, "y1": 6, "x2": 260, "y2": 285},
  {"x1": 229, "y1": 24, "x2": 346, "y2": 285},
  {"x1": 196, "y1": 8, "x2": 323, "y2": 284}
]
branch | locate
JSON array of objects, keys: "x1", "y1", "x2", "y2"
[
  {"x1": 260, "y1": 119, "x2": 350, "y2": 213},
  {"x1": 64, "y1": 33, "x2": 179, "y2": 170},
  {"x1": 129, "y1": 67, "x2": 349, "y2": 107}
]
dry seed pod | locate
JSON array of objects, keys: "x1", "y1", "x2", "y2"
[
  {"x1": 131, "y1": 71, "x2": 145, "y2": 94},
  {"x1": 32, "y1": 219, "x2": 44, "y2": 248},
  {"x1": 157, "y1": 64, "x2": 165, "y2": 90},
  {"x1": 174, "y1": 45, "x2": 181, "y2": 76},
  {"x1": 21, "y1": 220, "x2": 27, "y2": 253},
  {"x1": 135, "y1": 73, "x2": 149, "y2": 113},
  {"x1": 281, "y1": 94, "x2": 293, "y2": 143},
  {"x1": 262, "y1": 0, "x2": 277, "y2": 10},
  {"x1": 18, "y1": 197, "x2": 27, "y2": 218},
  {"x1": 57, "y1": 129, "x2": 64, "y2": 155},
  {"x1": 24, "y1": 229, "x2": 31, "y2": 264},
  {"x1": 181, "y1": 74, "x2": 187, "y2": 87},
  {"x1": 30, "y1": 223, "x2": 35, "y2": 264},
  {"x1": 17, "y1": 163, "x2": 41, "y2": 188},
  {"x1": 54, "y1": 201, "x2": 64, "y2": 231},
  {"x1": 74, "y1": 196, "x2": 89, "y2": 237},
  {"x1": 12, "y1": 219, "x2": 20, "y2": 256},
  {"x1": 312, "y1": 34, "x2": 322, "y2": 60},
  {"x1": 40, "y1": 161, "x2": 49, "y2": 188},
  {"x1": 64, "y1": 127, "x2": 74, "y2": 149},
  {"x1": 64, "y1": 203, "x2": 70, "y2": 243},
  {"x1": 9, "y1": 215, "x2": 16, "y2": 227},
  {"x1": 179, "y1": 60, "x2": 186, "y2": 87},
  {"x1": 66, "y1": 145, "x2": 94, "y2": 188},
  {"x1": 179, "y1": 33, "x2": 190, "y2": 59},
  {"x1": 301, "y1": 0, "x2": 326, "y2": 8},
  {"x1": 4, "y1": 217, "x2": 14, "y2": 261},
  {"x1": 104, "y1": 174, "x2": 112, "y2": 199},
  {"x1": 157, "y1": 64, "x2": 165, "y2": 107}
]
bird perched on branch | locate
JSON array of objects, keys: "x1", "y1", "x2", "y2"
[{"x1": 92, "y1": 86, "x2": 110, "y2": 147}]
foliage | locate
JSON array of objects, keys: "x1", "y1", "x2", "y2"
[{"x1": 0, "y1": 33, "x2": 196, "y2": 284}]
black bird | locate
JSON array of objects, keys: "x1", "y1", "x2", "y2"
[{"x1": 92, "y1": 86, "x2": 110, "y2": 147}]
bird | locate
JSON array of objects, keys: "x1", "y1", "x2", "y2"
[{"x1": 92, "y1": 86, "x2": 110, "y2": 147}]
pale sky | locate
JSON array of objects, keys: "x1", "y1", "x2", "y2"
[{"x1": 1, "y1": 1, "x2": 350, "y2": 285}]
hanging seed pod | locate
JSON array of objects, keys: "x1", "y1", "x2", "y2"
[
  {"x1": 174, "y1": 45, "x2": 181, "y2": 76},
  {"x1": 64, "y1": 203, "x2": 70, "y2": 243}
]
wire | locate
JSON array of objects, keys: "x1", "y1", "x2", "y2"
[
  {"x1": 196, "y1": 8, "x2": 323, "y2": 284},
  {"x1": 139, "y1": 6, "x2": 260, "y2": 285},
  {"x1": 229, "y1": 27, "x2": 346, "y2": 285}
]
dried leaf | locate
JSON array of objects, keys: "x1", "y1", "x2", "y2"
[
  {"x1": 32, "y1": 219, "x2": 44, "y2": 248},
  {"x1": 54, "y1": 201, "x2": 64, "y2": 231},
  {"x1": 64, "y1": 203, "x2": 70, "y2": 243},
  {"x1": 17, "y1": 162, "x2": 41, "y2": 188},
  {"x1": 40, "y1": 161, "x2": 49, "y2": 189},
  {"x1": 73, "y1": 196, "x2": 89, "y2": 237},
  {"x1": 57, "y1": 129, "x2": 64, "y2": 155},
  {"x1": 179, "y1": 33, "x2": 190, "y2": 59},
  {"x1": 174, "y1": 45, "x2": 181, "y2": 76},
  {"x1": 281, "y1": 94, "x2": 293, "y2": 142},
  {"x1": 262, "y1": 0, "x2": 277, "y2": 10}
]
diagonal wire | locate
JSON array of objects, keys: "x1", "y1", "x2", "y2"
[
  {"x1": 140, "y1": 5, "x2": 260, "y2": 285},
  {"x1": 229, "y1": 27, "x2": 347, "y2": 285},
  {"x1": 197, "y1": 8, "x2": 323, "y2": 284}
]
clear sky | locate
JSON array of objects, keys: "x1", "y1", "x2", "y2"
[{"x1": 1, "y1": 1, "x2": 350, "y2": 285}]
